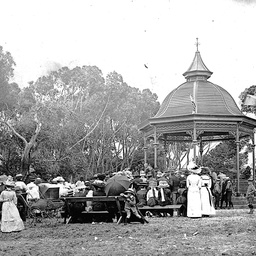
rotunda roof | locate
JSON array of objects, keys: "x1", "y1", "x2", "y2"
[
  {"x1": 154, "y1": 80, "x2": 242, "y2": 118},
  {"x1": 154, "y1": 50, "x2": 243, "y2": 119}
]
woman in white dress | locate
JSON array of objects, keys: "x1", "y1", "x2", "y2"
[
  {"x1": 0, "y1": 180, "x2": 25, "y2": 233},
  {"x1": 186, "y1": 162, "x2": 202, "y2": 218},
  {"x1": 200, "y1": 167, "x2": 216, "y2": 216}
]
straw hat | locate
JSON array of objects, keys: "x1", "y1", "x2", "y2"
[
  {"x1": 158, "y1": 180, "x2": 169, "y2": 188},
  {"x1": 187, "y1": 162, "x2": 201, "y2": 174},
  {"x1": 5, "y1": 180, "x2": 15, "y2": 187},
  {"x1": 124, "y1": 188, "x2": 135, "y2": 196}
]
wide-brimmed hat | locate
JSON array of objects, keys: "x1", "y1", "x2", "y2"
[
  {"x1": 97, "y1": 173, "x2": 106, "y2": 181},
  {"x1": 92, "y1": 180, "x2": 105, "y2": 188},
  {"x1": 138, "y1": 182, "x2": 148, "y2": 187},
  {"x1": 34, "y1": 178, "x2": 43, "y2": 185},
  {"x1": 15, "y1": 173, "x2": 23, "y2": 178},
  {"x1": 146, "y1": 172, "x2": 153, "y2": 178},
  {"x1": 248, "y1": 178, "x2": 253, "y2": 182},
  {"x1": 5, "y1": 180, "x2": 15, "y2": 187},
  {"x1": 148, "y1": 179, "x2": 157, "y2": 188},
  {"x1": 158, "y1": 180, "x2": 169, "y2": 188},
  {"x1": 140, "y1": 171, "x2": 146, "y2": 177},
  {"x1": 156, "y1": 171, "x2": 164, "y2": 178},
  {"x1": 53, "y1": 176, "x2": 65, "y2": 182},
  {"x1": 124, "y1": 188, "x2": 135, "y2": 196},
  {"x1": 187, "y1": 162, "x2": 201, "y2": 174}
]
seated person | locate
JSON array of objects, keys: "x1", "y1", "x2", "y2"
[
  {"x1": 120, "y1": 188, "x2": 144, "y2": 224},
  {"x1": 27, "y1": 178, "x2": 40, "y2": 201},
  {"x1": 176, "y1": 182, "x2": 187, "y2": 217},
  {"x1": 86, "y1": 180, "x2": 108, "y2": 223},
  {"x1": 146, "y1": 179, "x2": 158, "y2": 207},
  {"x1": 137, "y1": 182, "x2": 148, "y2": 207},
  {"x1": 157, "y1": 180, "x2": 173, "y2": 217}
]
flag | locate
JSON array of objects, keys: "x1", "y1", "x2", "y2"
[
  {"x1": 244, "y1": 94, "x2": 256, "y2": 106},
  {"x1": 190, "y1": 95, "x2": 196, "y2": 113}
]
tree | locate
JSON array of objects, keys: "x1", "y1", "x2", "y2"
[{"x1": 202, "y1": 140, "x2": 249, "y2": 178}]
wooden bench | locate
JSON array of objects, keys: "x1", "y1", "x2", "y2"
[
  {"x1": 138, "y1": 204, "x2": 182, "y2": 216},
  {"x1": 61, "y1": 196, "x2": 124, "y2": 224}
]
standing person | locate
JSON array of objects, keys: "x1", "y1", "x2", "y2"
[
  {"x1": 246, "y1": 178, "x2": 256, "y2": 214},
  {"x1": 169, "y1": 170, "x2": 180, "y2": 205},
  {"x1": 225, "y1": 177, "x2": 234, "y2": 209},
  {"x1": 75, "y1": 177, "x2": 85, "y2": 188},
  {"x1": 220, "y1": 177, "x2": 228, "y2": 209},
  {"x1": 186, "y1": 162, "x2": 202, "y2": 218},
  {"x1": 15, "y1": 174, "x2": 29, "y2": 222},
  {"x1": 212, "y1": 178, "x2": 222, "y2": 209},
  {"x1": 0, "y1": 180, "x2": 25, "y2": 233},
  {"x1": 200, "y1": 167, "x2": 216, "y2": 216}
]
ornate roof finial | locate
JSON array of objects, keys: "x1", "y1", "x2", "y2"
[{"x1": 195, "y1": 38, "x2": 200, "y2": 52}]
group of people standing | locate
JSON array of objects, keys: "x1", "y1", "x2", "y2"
[{"x1": 186, "y1": 162, "x2": 216, "y2": 218}]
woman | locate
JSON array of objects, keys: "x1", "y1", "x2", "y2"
[
  {"x1": 186, "y1": 162, "x2": 202, "y2": 218},
  {"x1": 0, "y1": 180, "x2": 25, "y2": 233},
  {"x1": 200, "y1": 167, "x2": 216, "y2": 216}
]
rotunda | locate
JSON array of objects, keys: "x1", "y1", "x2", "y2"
[{"x1": 139, "y1": 43, "x2": 256, "y2": 192}]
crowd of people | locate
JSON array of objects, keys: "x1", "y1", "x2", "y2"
[{"x1": 0, "y1": 162, "x2": 255, "y2": 231}]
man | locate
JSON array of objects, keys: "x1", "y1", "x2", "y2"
[
  {"x1": 169, "y1": 171, "x2": 180, "y2": 204},
  {"x1": 246, "y1": 178, "x2": 256, "y2": 214},
  {"x1": 212, "y1": 178, "x2": 222, "y2": 209}
]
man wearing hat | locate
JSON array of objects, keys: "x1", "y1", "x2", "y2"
[
  {"x1": 212, "y1": 177, "x2": 222, "y2": 209},
  {"x1": 246, "y1": 178, "x2": 256, "y2": 214},
  {"x1": 158, "y1": 180, "x2": 173, "y2": 217},
  {"x1": 131, "y1": 171, "x2": 142, "y2": 192}
]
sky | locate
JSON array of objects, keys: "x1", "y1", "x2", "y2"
[{"x1": 1, "y1": 0, "x2": 256, "y2": 106}]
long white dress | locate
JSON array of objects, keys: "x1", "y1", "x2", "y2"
[
  {"x1": 200, "y1": 175, "x2": 216, "y2": 216},
  {"x1": 186, "y1": 173, "x2": 202, "y2": 218},
  {"x1": 0, "y1": 189, "x2": 25, "y2": 233}
]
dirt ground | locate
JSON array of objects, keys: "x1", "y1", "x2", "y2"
[{"x1": 0, "y1": 209, "x2": 255, "y2": 256}]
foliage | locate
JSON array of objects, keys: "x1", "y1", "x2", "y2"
[
  {"x1": 202, "y1": 140, "x2": 249, "y2": 177},
  {"x1": 3, "y1": 66, "x2": 160, "y2": 180},
  {"x1": 239, "y1": 85, "x2": 256, "y2": 114}
]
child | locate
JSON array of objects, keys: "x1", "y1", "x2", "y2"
[
  {"x1": 120, "y1": 188, "x2": 144, "y2": 224},
  {"x1": 246, "y1": 178, "x2": 256, "y2": 214},
  {"x1": 0, "y1": 180, "x2": 25, "y2": 233}
]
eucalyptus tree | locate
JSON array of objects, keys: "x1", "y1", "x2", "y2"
[{"x1": 26, "y1": 65, "x2": 106, "y2": 179}]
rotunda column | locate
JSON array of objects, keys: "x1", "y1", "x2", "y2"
[
  {"x1": 236, "y1": 124, "x2": 240, "y2": 195},
  {"x1": 143, "y1": 136, "x2": 147, "y2": 167},
  {"x1": 253, "y1": 129, "x2": 256, "y2": 185},
  {"x1": 153, "y1": 126, "x2": 158, "y2": 168},
  {"x1": 193, "y1": 122, "x2": 197, "y2": 161},
  {"x1": 199, "y1": 139, "x2": 203, "y2": 165}
]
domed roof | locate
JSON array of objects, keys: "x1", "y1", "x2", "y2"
[{"x1": 154, "y1": 50, "x2": 243, "y2": 119}]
